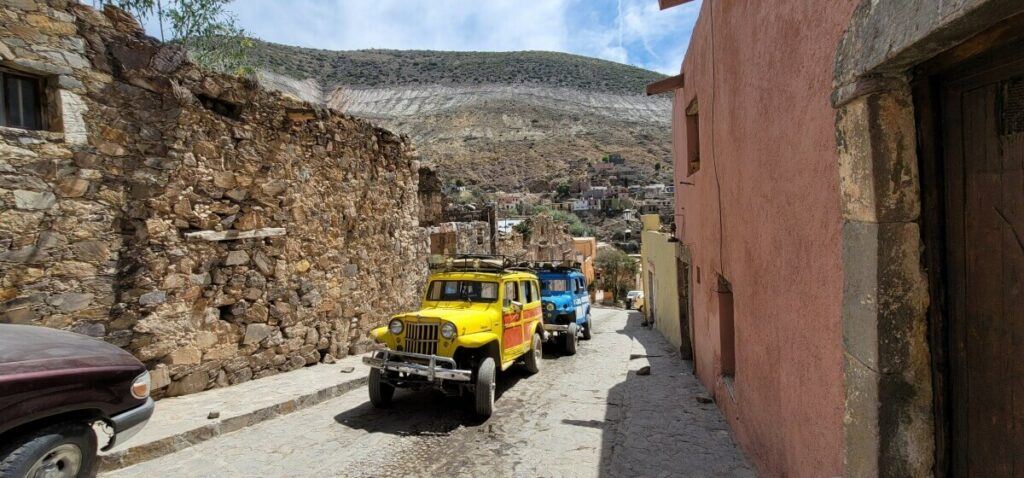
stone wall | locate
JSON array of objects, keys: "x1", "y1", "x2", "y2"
[
  {"x1": 497, "y1": 214, "x2": 575, "y2": 262},
  {"x1": 428, "y1": 221, "x2": 490, "y2": 256},
  {"x1": 0, "y1": 1, "x2": 428, "y2": 397}
]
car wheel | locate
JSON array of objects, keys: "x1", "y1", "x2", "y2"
[
  {"x1": 524, "y1": 333, "x2": 542, "y2": 374},
  {"x1": 474, "y1": 357, "x2": 496, "y2": 418},
  {"x1": 582, "y1": 315, "x2": 593, "y2": 340},
  {"x1": 565, "y1": 323, "x2": 579, "y2": 355},
  {"x1": 368, "y1": 367, "x2": 395, "y2": 408},
  {"x1": 0, "y1": 422, "x2": 97, "y2": 478}
]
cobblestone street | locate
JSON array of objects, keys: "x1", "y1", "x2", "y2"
[{"x1": 102, "y1": 308, "x2": 753, "y2": 478}]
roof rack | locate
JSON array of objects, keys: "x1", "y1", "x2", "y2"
[
  {"x1": 526, "y1": 260, "x2": 583, "y2": 272},
  {"x1": 428, "y1": 254, "x2": 521, "y2": 273}
]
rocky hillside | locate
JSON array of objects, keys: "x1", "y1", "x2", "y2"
[{"x1": 251, "y1": 42, "x2": 673, "y2": 190}]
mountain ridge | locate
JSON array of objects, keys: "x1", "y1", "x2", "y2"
[{"x1": 249, "y1": 41, "x2": 674, "y2": 190}]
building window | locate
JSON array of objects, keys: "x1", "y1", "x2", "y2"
[
  {"x1": 685, "y1": 99, "x2": 700, "y2": 175},
  {"x1": 717, "y1": 275, "x2": 735, "y2": 378},
  {"x1": 0, "y1": 70, "x2": 44, "y2": 131}
]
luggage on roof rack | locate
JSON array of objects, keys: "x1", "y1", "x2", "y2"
[
  {"x1": 529, "y1": 260, "x2": 583, "y2": 272},
  {"x1": 428, "y1": 254, "x2": 520, "y2": 272}
]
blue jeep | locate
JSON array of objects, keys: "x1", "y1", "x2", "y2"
[{"x1": 538, "y1": 265, "x2": 592, "y2": 355}]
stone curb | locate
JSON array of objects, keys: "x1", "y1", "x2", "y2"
[{"x1": 98, "y1": 375, "x2": 368, "y2": 472}]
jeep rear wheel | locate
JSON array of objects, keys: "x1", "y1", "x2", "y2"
[
  {"x1": 582, "y1": 314, "x2": 593, "y2": 340},
  {"x1": 565, "y1": 323, "x2": 579, "y2": 355},
  {"x1": 368, "y1": 367, "x2": 395, "y2": 407},
  {"x1": 474, "y1": 357, "x2": 496, "y2": 418},
  {"x1": 0, "y1": 422, "x2": 97, "y2": 478},
  {"x1": 524, "y1": 333, "x2": 542, "y2": 374}
]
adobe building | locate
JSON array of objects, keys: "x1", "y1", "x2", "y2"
[
  {"x1": 656, "y1": 0, "x2": 1024, "y2": 476},
  {"x1": 571, "y1": 236, "x2": 597, "y2": 285}
]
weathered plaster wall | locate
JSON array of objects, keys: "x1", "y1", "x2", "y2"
[
  {"x1": 673, "y1": 0, "x2": 858, "y2": 475},
  {"x1": 639, "y1": 216, "x2": 682, "y2": 353},
  {"x1": 0, "y1": 1, "x2": 427, "y2": 397}
]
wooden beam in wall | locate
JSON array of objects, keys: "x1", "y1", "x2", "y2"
[
  {"x1": 659, "y1": 0, "x2": 695, "y2": 10},
  {"x1": 645, "y1": 74, "x2": 684, "y2": 96},
  {"x1": 185, "y1": 228, "x2": 286, "y2": 241}
]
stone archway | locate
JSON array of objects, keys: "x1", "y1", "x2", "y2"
[{"x1": 833, "y1": 1, "x2": 1024, "y2": 476}]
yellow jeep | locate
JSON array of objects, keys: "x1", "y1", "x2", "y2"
[{"x1": 363, "y1": 256, "x2": 544, "y2": 417}]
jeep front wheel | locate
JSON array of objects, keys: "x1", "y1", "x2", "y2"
[
  {"x1": 368, "y1": 367, "x2": 394, "y2": 407},
  {"x1": 474, "y1": 357, "x2": 496, "y2": 418},
  {"x1": 565, "y1": 323, "x2": 579, "y2": 355},
  {"x1": 524, "y1": 333, "x2": 542, "y2": 374}
]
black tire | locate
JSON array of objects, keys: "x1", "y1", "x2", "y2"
[
  {"x1": 368, "y1": 367, "x2": 395, "y2": 408},
  {"x1": 582, "y1": 314, "x2": 593, "y2": 340},
  {"x1": 524, "y1": 333, "x2": 542, "y2": 374},
  {"x1": 474, "y1": 357, "x2": 496, "y2": 418},
  {"x1": 0, "y1": 422, "x2": 97, "y2": 478},
  {"x1": 565, "y1": 323, "x2": 579, "y2": 355}
]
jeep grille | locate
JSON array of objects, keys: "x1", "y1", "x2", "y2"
[{"x1": 405, "y1": 323, "x2": 438, "y2": 356}]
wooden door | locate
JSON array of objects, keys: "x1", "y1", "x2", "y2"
[
  {"x1": 941, "y1": 46, "x2": 1024, "y2": 476},
  {"x1": 676, "y1": 259, "x2": 693, "y2": 360}
]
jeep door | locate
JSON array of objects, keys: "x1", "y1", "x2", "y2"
[
  {"x1": 520, "y1": 280, "x2": 542, "y2": 344},
  {"x1": 573, "y1": 277, "x2": 589, "y2": 321},
  {"x1": 501, "y1": 280, "x2": 526, "y2": 364}
]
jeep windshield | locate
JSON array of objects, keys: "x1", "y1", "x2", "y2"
[
  {"x1": 541, "y1": 279, "x2": 569, "y2": 295},
  {"x1": 427, "y1": 280, "x2": 499, "y2": 303}
]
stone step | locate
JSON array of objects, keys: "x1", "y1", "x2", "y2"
[{"x1": 99, "y1": 354, "x2": 370, "y2": 472}]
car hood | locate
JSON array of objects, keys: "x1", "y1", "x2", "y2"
[
  {"x1": 398, "y1": 304, "x2": 494, "y2": 324},
  {"x1": 0, "y1": 324, "x2": 142, "y2": 374}
]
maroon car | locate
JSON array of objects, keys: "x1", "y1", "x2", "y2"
[{"x1": 0, "y1": 324, "x2": 154, "y2": 478}]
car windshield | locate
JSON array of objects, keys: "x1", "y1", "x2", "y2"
[
  {"x1": 541, "y1": 279, "x2": 568, "y2": 295},
  {"x1": 627, "y1": 291, "x2": 641, "y2": 298},
  {"x1": 427, "y1": 280, "x2": 499, "y2": 302}
]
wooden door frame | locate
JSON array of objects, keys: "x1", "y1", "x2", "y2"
[
  {"x1": 913, "y1": 31, "x2": 1024, "y2": 476},
  {"x1": 834, "y1": 2, "x2": 1024, "y2": 476}
]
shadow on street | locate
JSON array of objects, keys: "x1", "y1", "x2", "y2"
[
  {"x1": 332, "y1": 360, "x2": 535, "y2": 436},
  {"x1": 591, "y1": 310, "x2": 755, "y2": 477}
]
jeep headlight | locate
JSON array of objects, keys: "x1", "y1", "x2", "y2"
[
  {"x1": 388, "y1": 319, "x2": 404, "y2": 335},
  {"x1": 440, "y1": 322, "x2": 457, "y2": 339},
  {"x1": 545, "y1": 303, "x2": 554, "y2": 311}
]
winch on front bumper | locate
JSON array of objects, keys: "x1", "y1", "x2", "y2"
[{"x1": 362, "y1": 349, "x2": 472, "y2": 382}]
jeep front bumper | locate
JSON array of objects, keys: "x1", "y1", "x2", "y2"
[
  {"x1": 362, "y1": 349, "x2": 472, "y2": 382},
  {"x1": 542, "y1": 323, "x2": 571, "y2": 332}
]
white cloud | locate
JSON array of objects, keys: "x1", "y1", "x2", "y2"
[{"x1": 137, "y1": 0, "x2": 699, "y2": 73}]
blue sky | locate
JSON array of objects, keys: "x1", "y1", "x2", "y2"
[{"x1": 139, "y1": 0, "x2": 701, "y2": 74}]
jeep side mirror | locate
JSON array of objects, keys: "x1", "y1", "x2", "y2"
[{"x1": 511, "y1": 301, "x2": 524, "y2": 311}]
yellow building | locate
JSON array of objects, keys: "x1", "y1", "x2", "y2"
[
  {"x1": 572, "y1": 237, "x2": 597, "y2": 285},
  {"x1": 639, "y1": 215, "x2": 692, "y2": 359}
]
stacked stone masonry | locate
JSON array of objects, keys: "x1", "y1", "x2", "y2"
[
  {"x1": 0, "y1": 0, "x2": 428, "y2": 397},
  {"x1": 497, "y1": 214, "x2": 575, "y2": 262}
]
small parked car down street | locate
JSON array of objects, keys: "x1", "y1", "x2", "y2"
[
  {"x1": 626, "y1": 290, "x2": 645, "y2": 311},
  {"x1": 363, "y1": 255, "x2": 544, "y2": 418},
  {"x1": 537, "y1": 263, "x2": 592, "y2": 355},
  {"x1": 0, "y1": 324, "x2": 155, "y2": 478}
]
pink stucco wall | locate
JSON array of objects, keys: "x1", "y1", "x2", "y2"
[{"x1": 672, "y1": 1, "x2": 859, "y2": 476}]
